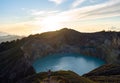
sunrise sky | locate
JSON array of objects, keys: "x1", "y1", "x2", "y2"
[{"x1": 0, "y1": 0, "x2": 120, "y2": 36}]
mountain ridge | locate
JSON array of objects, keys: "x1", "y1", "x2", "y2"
[{"x1": 0, "y1": 28, "x2": 120, "y2": 83}]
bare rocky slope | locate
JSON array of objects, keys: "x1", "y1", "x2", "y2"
[
  {"x1": 0, "y1": 28, "x2": 120, "y2": 83},
  {"x1": 83, "y1": 64, "x2": 120, "y2": 83}
]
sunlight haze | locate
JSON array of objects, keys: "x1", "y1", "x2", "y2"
[{"x1": 0, "y1": 0, "x2": 120, "y2": 36}]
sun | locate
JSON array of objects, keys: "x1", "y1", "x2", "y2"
[
  {"x1": 34, "y1": 13, "x2": 71, "y2": 33},
  {"x1": 34, "y1": 14, "x2": 70, "y2": 33},
  {"x1": 40, "y1": 15, "x2": 64, "y2": 32}
]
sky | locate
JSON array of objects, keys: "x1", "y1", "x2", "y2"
[{"x1": 0, "y1": 0, "x2": 120, "y2": 36}]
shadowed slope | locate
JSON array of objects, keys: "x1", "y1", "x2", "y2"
[{"x1": 83, "y1": 64, "x2": 120, "y2": 83}]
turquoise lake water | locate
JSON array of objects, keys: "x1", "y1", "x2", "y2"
[{"x1": 33, "y1": 53, "x2": 105, "y2": 75}]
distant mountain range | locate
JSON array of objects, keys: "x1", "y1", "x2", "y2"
[
  {"x1": 0, "y1": 32, "x2": 8, "y2": 36},
  {"x1": 0, "y1": 32, "x2": 23, "y2": 43}
]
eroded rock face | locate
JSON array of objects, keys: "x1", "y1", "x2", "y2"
[
  {"x1": 22, "y1": 29, "x2": 120, "y2": 64},
  {"x1": 99, "y1": 37, "x2": 120, "y2": 63}
]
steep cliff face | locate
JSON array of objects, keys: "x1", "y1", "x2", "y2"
[
  {"x1": 99, "y1": 37, "x2": 120, "y2": 63},
  {"x1": 22, "y1": 28, "x2": 120, "y2": 63}
]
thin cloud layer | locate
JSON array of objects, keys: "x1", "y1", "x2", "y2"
[
  {"x1": 23, "y1": 0, "x2": 120, "y2": 34},
  {"x1": 61, "y1": 0, "x2": 120, "y2": 21},
  {"x1": 1, "y1": 0, "x2": 120, "y2": 35},
  {"x1": 32, "y1": 0, "x2": 120, "y2": 23},
  {"x1": 49, "y1": 0, "x2": 66, "y2": 4},
  {"x1": 72, "y1": 0, "x2": 85, "y2": 8}
]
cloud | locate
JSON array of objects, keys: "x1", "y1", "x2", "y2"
[
  {"x1": 0, "y1": 21, "x2": 41, "y2": 36},
  {"x1": 23, "y1": 0, "x2": 120, "y2": 23},
  {"x1": 30, "y1": 9, "x2": 59, "y2": 16},
  {"x1": 8, "y1": 0, "x2": 120, "y2": 35},
  {"x1": 49, "y1": 0, "x2": 66, "y2": 4},
  {"x1": 30, "y1": 10, "x2": 45, "y2": 16},
  {"x1": 59, "y1": 0, "x2": 120, "y2": 21},
  {"x1": 89, "y1": 0, "x2": 97, "y2": 3},
  {"x1": 25, "y1": 0, "x2": 120, "y2": 31},
  {"x1": 72, "y1": 0, "x2": 86, "y2": 8}
]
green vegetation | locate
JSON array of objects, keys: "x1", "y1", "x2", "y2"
[
  {"x1": 84, "y1": 64, "x2": 120, "y2": 83},
  {"x1": 87, "y1": 75, "x2": 120, "y2": 83},
  {"x1": 19, "y1": 70, "x2": 96, "y2": 83}
]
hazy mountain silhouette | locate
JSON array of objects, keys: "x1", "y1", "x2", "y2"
[{"x1": 0, "y1": 32, "x2": 23, "y2": 43}]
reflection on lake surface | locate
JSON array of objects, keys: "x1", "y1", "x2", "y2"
[{"x1": 33, "y1": 53, "x2": 105, "y2": 75}]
